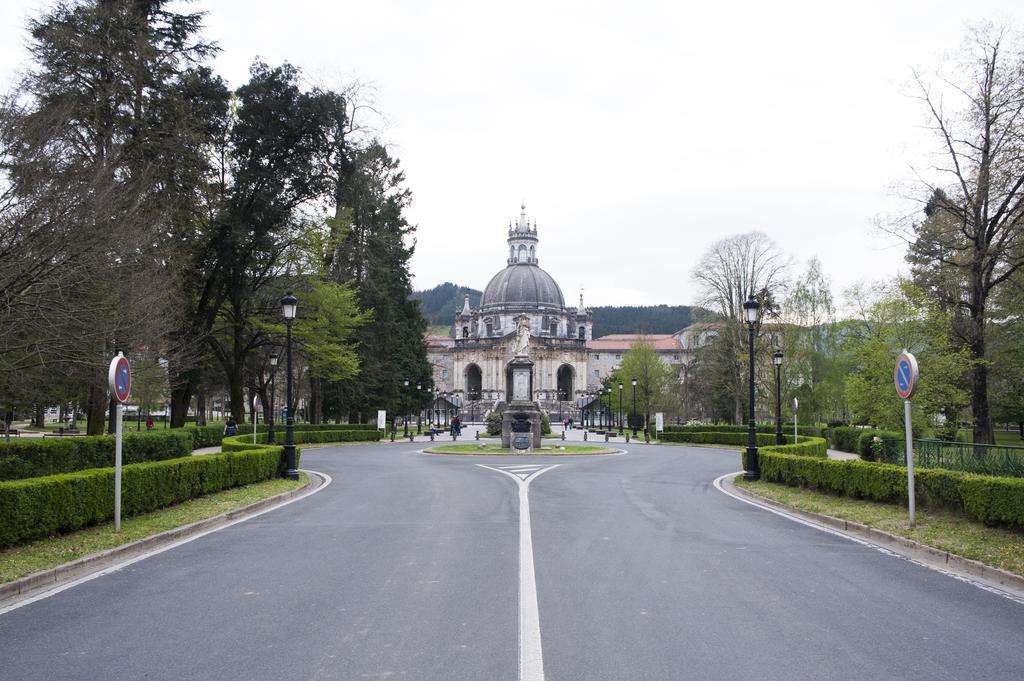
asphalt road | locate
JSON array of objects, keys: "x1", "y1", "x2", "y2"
[{"x1": 1, "y1": 440, "x2": 1022, "y2": 681}]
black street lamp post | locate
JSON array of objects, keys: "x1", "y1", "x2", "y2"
[
  {"x1": 618, "y1": 382, "x2": 623, "y2": 435},
  {"x1": 605, "y1": 388, "x2": 612, "y2": 431},
  {"x1": 268, "y1": 352, "x2": 279, "y2": 445},
  {"x1": 280, "y1": 293, "x2": 299, "y2": 480},
  {"x1": 416, "y1": 383, "x2": 422, "y2": 434},
  {"x1": 773, "y1": 350, "x2": 784, "y2": 445},
  {"x1": 631, "y1": 377, "x2": 638, "y2": 438},
  {"x1": 403, "y1": 379, "x2": 410, "y2": 438},
  {"x1": 743, "y1": 295, "x2": 762, "y2": 480}
]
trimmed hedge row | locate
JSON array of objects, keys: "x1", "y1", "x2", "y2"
[
  {"x1": 221, "y1": 428, "x2": 381, "y2": 452},
  {"x1": 758, "y1": 451, "x2": 1024, "y2": 530},
  {"x1": 661, "y1": 431, "x2": 787, "y2": 447},
  {"x1": 0, "y1": 448, "x2": 283, "y2": 547},
  {"x1": 661, "y1": 431, "x2": 829, "y2": 459},
  {"x1": 663, "y1": 423, "x2": 823, "y2": 437},
  {"x1": 829, "y1": 426, "x2": 904, "y2": 459},
  {"x1": 741, "y1": 437, "x2": 829, "y2": 473},
  {"x1": 185, "y1": 422, "x2": 378, "y2": 449},
  {"x1": 0, "y1": 430, "x2": 194, "y2": 481}
]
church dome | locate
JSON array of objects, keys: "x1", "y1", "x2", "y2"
[{"x1": 480, "y1": 263, "x2": 566, "y2": 312}]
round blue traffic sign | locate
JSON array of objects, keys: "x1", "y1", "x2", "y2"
[
  {"x1": 108, "y1": 354, "x2": 132, "y2": 403},
  {"x1": 894, "y1": 351, "x2": 918, "y2": 399}
]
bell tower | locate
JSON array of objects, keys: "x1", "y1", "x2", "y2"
[{"x1": 507, "y1": 202, "x2": 539, "y2": 265}]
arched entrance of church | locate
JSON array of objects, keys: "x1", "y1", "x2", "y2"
[
  {"x1": 556, "y1": 364, "x2": 574, "y2": 401},
  {"x1": 465, "y1": 364, "x2": 482, "y2": 400}
]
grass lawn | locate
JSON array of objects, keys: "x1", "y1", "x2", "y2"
[
  {"x1": 0, "y1": 474, "x2": 306, "y2": 584},
  {"x1": 994, "y1": 430, "x2": 1024, "y2": 446},
  {"x1": 735, "y1": 477, "x2": 1024, "y2": 578},
  {"x1": 427, "y1": 443, "x2": 615, "y2": 455}
]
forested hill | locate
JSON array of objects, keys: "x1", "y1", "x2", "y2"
[
  {"x1": 413, "y1": 283, "x2": 704, "y2": 336},
  {"x1": 412, "y1": 283, "x2": 482, "y2": 327},
  {"x1": 590, "y1": 305, "x2": 703, "y2": 335}
]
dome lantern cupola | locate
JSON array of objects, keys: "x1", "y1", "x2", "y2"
[{"x1": 507, "y1": 202, "x2": 539, "y2": 265}]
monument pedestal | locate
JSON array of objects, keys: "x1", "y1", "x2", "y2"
[{"x1": 501, "y1": 355, "x2": 543, "y2": 450}]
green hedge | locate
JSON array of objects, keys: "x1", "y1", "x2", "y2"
[
  {"x1": 661, "y1": 431, "x2": 815, "y2": 448},
  {"x1": 741, "y1": 436, "x2": 829, "y2": 471},
  {"x1": 663, "y1": 423, "x2": 823, "y2": 437},
  {"x1": 758, "y1": 451, "x2": 1024, "y2": 530},
  {"x1": 0, "y1": 448, "x2": 283, "y2": 547},
  {"x1": 0, "y1": 430, "x2": 194, "y2": 481},
  {"x1": 184, "y1": 422, "x2": 378, "y2": 449},
  {"x1": 220, "y1": 428, "x2": 380, "y2": 453},
  {"x1": 829, "y1": 426, "x2": 863, "y2": 453},
  {"x1": 856, "y1": 430, "x2": 903, "y2": 461}
]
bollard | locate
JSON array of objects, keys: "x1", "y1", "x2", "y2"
[
  {"x1": 390, "y1": 429, "x2": 396, "y2": 442},
  {"x1": 561, "y1": 431, "x2": 565, "y2": 441},
  {"x1": 430, "y1": 432, "x2": 435, "y2": 442},
  {"x1": 605, "y1": 432, "x2": 609, "y2": 442},
  {"x1": 626, "y1": 433, "x2": 630, "y2": 443},
  {"x1": 476, "y1": 430, "x2": 480, "y2": 440},
  {"x1": 409, "y1": 433, "x2": 414, "y2": 443},
  {"x1": 644, "y1": 432, "x2": 650, "y2": 443},
  {"x1": 584, "y1": 431, "x2": 588, "y2": 441}
]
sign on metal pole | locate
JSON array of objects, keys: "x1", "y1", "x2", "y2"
[
  {"x1": 107, "y1": 353, "x2": 131, "y2": 532},
  {"x1": 377, "y1": 409, "x2": 387, "y2": 431},
  {"x1": 655, "y1": 412, "x2": 664, "y2": 433},
  {"x1": 793, "y1": 398, "x2": 799, "y2": 443},
  {"x1": 894, "y1": 350, "x2": 919, "y2": 527},
  {"x1": 252, "y1": 394, "x2": 260, "y2": 446}
]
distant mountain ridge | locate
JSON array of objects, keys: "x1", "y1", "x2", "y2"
[{"x1": 412, "y1": 282, "x2": 705, "y2": 337}]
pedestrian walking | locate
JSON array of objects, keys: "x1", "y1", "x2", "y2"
[
  {"x1": 145, "y1": 416, "x2": 154, "y2": 431},
  {"x1": 224, "y1": 417, "x2": 238, "y2": 436},
  {"x1": 452, "y1": 415, "x2": 461, "y2": 437}
]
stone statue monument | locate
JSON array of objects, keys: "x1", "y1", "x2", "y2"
[{"x1": 514, "y1": 315, "x2": 531, "y2": 357}]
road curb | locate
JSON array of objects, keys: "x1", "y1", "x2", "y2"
[
  {"x1": 0, "y1": 471, "x2": 323, "y2": 605},
  {"x1": 722, "y1": 474, "x2": 1024, "y2": 600}
]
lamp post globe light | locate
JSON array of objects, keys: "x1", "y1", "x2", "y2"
[
  {"x1": 280, "y1": 293, "x2": 299, "y2": 480},
  {"x1": 631, "y1": 377, "x2": 638, "y2": 438},
  {"x1": 267, "y1": 352, "x2": 279, "y2": 445},
  {"x1": 618, "y1": 382, "x2": 624, "y2": 435},
  {"x1": 743, "y1": 295, "x2": 761, "y2": 480},
  {"x1": 773, "y1": 350, "x2": 784, "y2": 446}
]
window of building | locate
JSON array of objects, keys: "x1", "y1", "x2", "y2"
[
  {"x1": 674, "y1": 354, "x2": 680, "y2": 361},
  {"x1": 594, "y1": 369, "x2": 600, "y2": 379},
  {"x1": 486, "y1": 322, "x2": 494, "y2": 336},
  {"x1": 615, "y1": 354, "x2": 621, "y2": 360},
  {"x1": 594, "y1": 354, "x2": 600, "y2": 360},
  {"x1": 578, "y1": 326, "x2": 585, "y2": 340},
  {"x1": 442, "y1": 369, "x2": 448, "y2": 379},
  {"x1": 550, "y1": 321, "x2": 558, "y2": 335}
]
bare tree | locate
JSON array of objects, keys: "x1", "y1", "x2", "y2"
[
  {"x1": 691, "y1": 232, "x2": 792, "y2": 421},
  {"x1": 896, "y1": 24, "x2": 1024, "y2": 444}
]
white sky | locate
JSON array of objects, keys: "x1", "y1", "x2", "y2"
[{"x1": 2, "y1": 1, "x2": 1022, "y2": 308}]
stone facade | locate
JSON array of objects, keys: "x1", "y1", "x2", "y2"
[{"x1": 421, "y1": 205, "x2": 739, "y2": 416}]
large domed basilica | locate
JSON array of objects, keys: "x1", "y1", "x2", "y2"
[{"x1": 443, "y1": 205, "x2": 592, "y2": 410}]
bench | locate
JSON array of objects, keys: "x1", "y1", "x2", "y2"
[{"x1": 1, "y1": 429, "x2": 18, "y2": 437}]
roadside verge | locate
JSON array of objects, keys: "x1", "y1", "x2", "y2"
[
  {"x1": 0, "y1": 469, "x2": 328, "y2": 611},
  {"x1": 714, "y1": 471, "x2": 1024, "y2": 603}
]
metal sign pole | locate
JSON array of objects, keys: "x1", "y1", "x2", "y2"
[
  {"x1": 904, "y1": 399, "x2": 915, "y2": 528},
  {"x1": 894, "y1": 350, "x2": 919, "y2": 529},
  {"x1": 115, "y1": 402, "x2": 123, "y2": 532}
]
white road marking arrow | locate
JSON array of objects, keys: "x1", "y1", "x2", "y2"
[{"x1": 477, "y1": 463, "x2": 559, "y2": 681}]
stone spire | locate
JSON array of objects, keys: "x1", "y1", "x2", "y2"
[{"x1": 460, "y1": 293, "x2": 472, "y2": 316}]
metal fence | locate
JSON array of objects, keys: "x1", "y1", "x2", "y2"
[{"x1": 875, "y1": 438, "x2": 1024, "y2": 477}]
